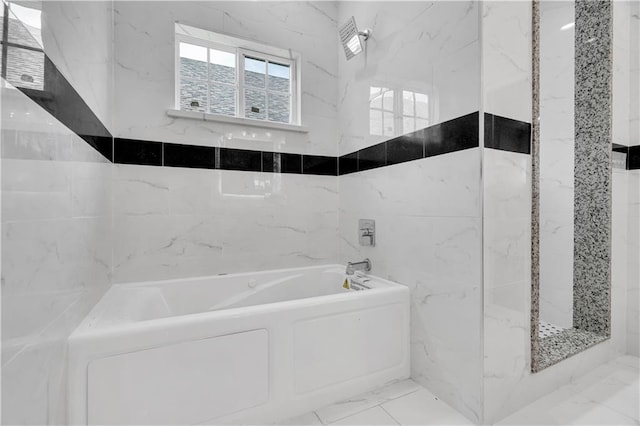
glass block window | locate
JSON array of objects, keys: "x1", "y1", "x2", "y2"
[{"x1": 176, "y1": 28, "x2": 297, "y2": 125}]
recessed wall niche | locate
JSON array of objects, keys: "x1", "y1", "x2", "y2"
[{"x1": 531, "y1": 0, "x2": 612, "y2": 372}]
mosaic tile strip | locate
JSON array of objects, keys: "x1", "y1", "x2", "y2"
[
  {"x1": 572, "y1": 0, "x2": 612, "y2": 335},
  {"x1": 531, "y1": 0, "x2": 541, "y2": 373}
]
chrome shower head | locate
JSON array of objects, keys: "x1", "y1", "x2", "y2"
[{"x1": 339, "y1": 16, "x2": 371, "y2": 60}]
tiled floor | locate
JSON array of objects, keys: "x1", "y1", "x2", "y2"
[
  {"x1": 277, "y1": 356, "x2": 639, "y2": 425},
  {"x1": 277, "y1": 378, "x2": 473, "y2": 425},
  {"x1": 497, "y1": 355, "x2": 639, "y2": 425}
]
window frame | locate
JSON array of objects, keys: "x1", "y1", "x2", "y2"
[{"x1": 175, "y1": 31, "x2": 299, "y2": 126}]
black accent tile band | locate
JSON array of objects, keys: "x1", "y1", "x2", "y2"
[
  {"x1": 219, "y1": 148, "x2": 262, "y2": 172},
  {"x1": 339, "y1": 112, "x2": 481, "y2": 175},
  {"x1": 164, "y1": 143, "x2": 215, "y2": 169},
  {"x1": 611, "y1": 144, "x2": 640, "y2": 170},
  {"x1": 114, "y1": 138, "x2": 162, "y2": 166},
  {"x1": 426, "y1": 112, "x2": 480, "y2": 157},
  {"x1": 612, "y1": 143, "x2": 628, "y2": 153},
  {"x1": 302, "y1": 155, "x2": 338, "y2": 176},
  {"x1": 262, "y1": 152, "x2": 303, "y2": 174},
  {"x1": 358, "y1": 143, "x2": 386, "y2": 171},
  {"x1": 484, "y1": 113, "x2": 531, "y2": 154},
  {"x1": 14, "y1": 57, "x2": 113, "y2": 161},
  {"x1": 629, "y1": 145, "x2": 640, "y2": 170},
  {"x1": 338, "y1": 152, "x2": 358, "y2": 175},
  {"x1": 387, "y1": 130, "x2": 423, "y2": 165}
]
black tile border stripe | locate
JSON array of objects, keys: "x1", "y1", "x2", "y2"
[
  {"x1": 113, "y1": 113, "x2": 483, "y2": 176},
  {"x1": 612, "y1": 143, "x2": 640, "y2": 170},
  {"x1": 630, "y1": 145, "x2": 640, "y2": 170},
  {"x1": 485, "y1": 113, "x2": 532, "y2": 154},
  {"x1": 114, "y1": 138, "x2": 162, "y2": 166},
  {"x1": 4, "y1": 11, "x2": 113, "y2": 160},
  {"x1": 113, "y1": 139, "x2": 340, "y2": 176},
  {"x1": 13, "y1": 57, "x2": 113, "y2": 161},
  {"x1": 338, "y1": 112, "x2": 481, "y2": 176},
  {"x1": 164, "y1": 143, "x2": 215, "y2": 169}
]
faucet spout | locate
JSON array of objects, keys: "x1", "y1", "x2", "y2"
[{"x1": 346, "y1": 258, "x2": 371, "y2": 275}]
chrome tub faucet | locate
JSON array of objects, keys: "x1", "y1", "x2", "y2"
[{"x1": 346, "y1": 258, "x2": 371, "y2": 275}]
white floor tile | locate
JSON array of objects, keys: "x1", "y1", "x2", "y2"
[
  {"x1": 549, "y1": 394, "x2": 637, "y2": 425},
  {"x1": 497, "y1": 357, "x2": 640, "y2": 426},
  {"x1": 329, "y1": 406, "x2": 398, "y2": 425},
  {"x1": 381, "y1": 388, "x2": 473, "y2": 425},
  {"x1": 577, "y1": 374, "x2": 640, "y2": 421},
  {"x1": 614, "y1": 355, "x2": 640, "y2": 370},
  {"x1": 315, "y1": 379, "x2": 420, "y2": 424},
  {"x1": 275, "y1": 411, "x2": 322, "y2": 425}
]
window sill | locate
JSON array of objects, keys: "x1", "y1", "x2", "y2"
[{"x1": 166, "y1": 109, "x2": 309, "y2": 133}]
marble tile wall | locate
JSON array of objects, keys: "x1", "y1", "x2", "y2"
[
  {"x1": 112, "y1": 165, "x2": 338, "y2": 283},
  {"x1": 627, "y1": 1, "x2": 640, "y2": 357},
  {"x1": 628, "y1": 170, "x2": 640, "y2": 356},
  {"x1": 336, "y1": 2, "x2": 482, "y2": 423},
  {"x1": 1, "y1": 83, "x2": 112, "y2": 425},
  {"x1": 1, "y1": 2, "x2": 114, "y2": 423}
]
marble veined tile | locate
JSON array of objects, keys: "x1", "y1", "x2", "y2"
[
  {"x1": 275, "y1": 411, "x2": 322, "y2": 426},
  {"x1": 329, "y1": 406, "x2": 398, "y2": 426},
  {"x1": 314, "y1": 379, "x2": 420, "y2": 424},
  {"x1": 381, "y1": 388, "x2": 474, "y2": 425}
]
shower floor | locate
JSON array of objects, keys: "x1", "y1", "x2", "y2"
[{"x1": 539, "y1": 321, "x2": 568, "y2": 339}]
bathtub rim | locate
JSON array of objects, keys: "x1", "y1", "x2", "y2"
[{"x1": 69, "y1": 264, "x2": 406, "y2": 338}]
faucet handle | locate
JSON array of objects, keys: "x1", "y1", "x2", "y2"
[{"x1": 359, "y1": 219, "x2": 375, "y2": 246}]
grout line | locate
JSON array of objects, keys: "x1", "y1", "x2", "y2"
[
  {"x1": 319, "y1": 384, "x2": 422, "y2": 424},
  {"x1": 379, "y1": 405, "x2": 402, "y2": 426}
]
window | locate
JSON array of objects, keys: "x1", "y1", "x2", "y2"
[
  {"x1": 369, "y1": 87, "x2": 429, "y2": 137},
  {"x1": 175, "y1": 24, "x2": 299, "y2": 125}
]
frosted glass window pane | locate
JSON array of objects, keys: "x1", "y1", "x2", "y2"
[
  {"x1": 210, "y1": 85, "x2": 236, "y2": 116},
  {"x1": 180, "y1": 79, "x2": 207, "y2": 112},
  {"x1": 244, "y1": 57, "x2": 266, "y2": 88},
  {"x1": 268, "y1": 62, "x2": 290, "y2": 93},
  {"x1": 209, "y1": 49, "x2": 235, "y2": 84},
  {"x1": 245, "y1": 89, "x2": 266, "y2": 120},
  {"x1": 268, "y1": 93, "x2": 290, "y2": 123},
  {"x1": 180, "y1": 43, "x2": 207, "y2": 80}
]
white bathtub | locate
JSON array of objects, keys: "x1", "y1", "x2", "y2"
[{"x1": 67, "y1": 264, "x2": 410, "y2": 425}]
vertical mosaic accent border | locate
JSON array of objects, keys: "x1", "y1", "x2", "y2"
[
  {"x1": 530, "y1": 0, "x2": 541, "y2": 373},
  {"x1": 531, "y1": 0, "x2": 612, "y2": 373},
  {"x1": 573, "y1": 0, "x2": 612, "y2": 335}
]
